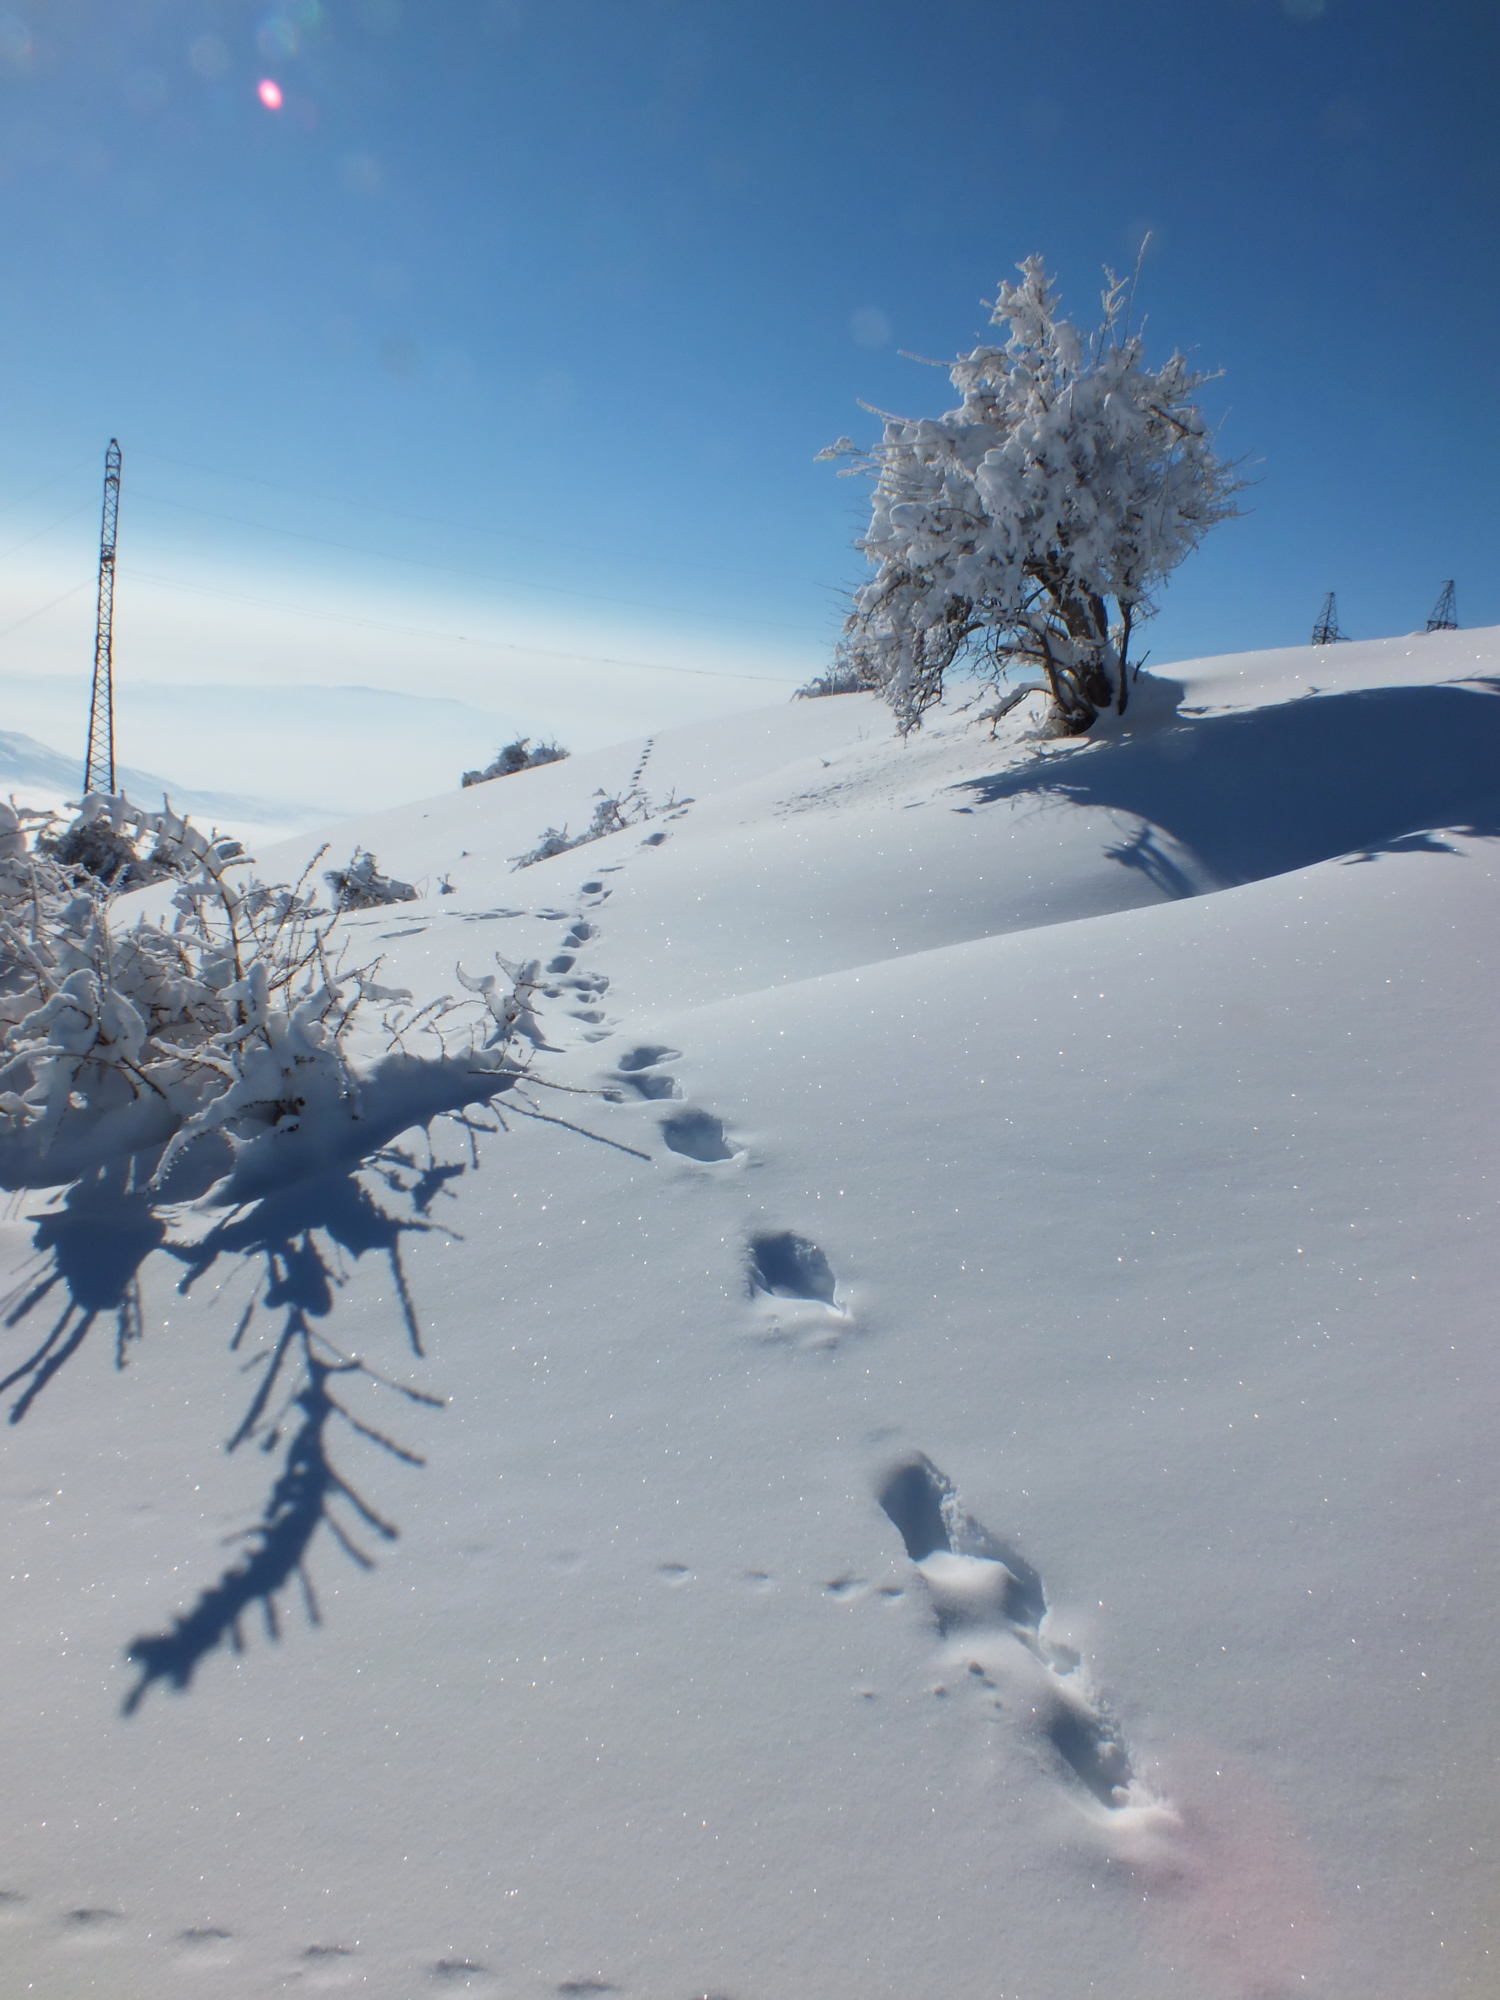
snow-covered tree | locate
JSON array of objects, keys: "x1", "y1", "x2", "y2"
[{"x1": 822, "y1": 258, "x2": 1240, "y2": 734}]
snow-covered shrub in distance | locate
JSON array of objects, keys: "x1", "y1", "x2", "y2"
[
  {"x1": 512, "y1": 825, "x2": 578, "y2": 868},
  {"x1": 461, "y1": 737, "x2": 570, "y2": 787},
  {"x1": 794, "y1": 662, "x2": 875, "y2": 699},
  {"x1": 0, "y1": 796, "x2": 526, "y2": 1191},
  {"x1": 822, "y1": 257, "x2": 1241, "y2": 736},
  {"x1": 511, "y1": 783, "x2": 682, "y2": 869},
  {"x1": 324, "y1": 849, "x2": 418, "y2": 911}
]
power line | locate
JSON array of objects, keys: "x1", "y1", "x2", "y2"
[
  {"x1": 129, "y1": 486, "x2": 825, "y2": 636},
  {"x1": 124, "y1": 565, "x2": 803, "y2": 684},
  {"x1": 0, "y1": 501, "x2": 97, "y2": 568},
  {"x1": 0, "y1": 455, "x2": 94, "y2": 523},
  {"x1": 0, "y1": 578, "x2": 93, "y2": 644},
  {"x1": 133, "y1": 447, "x2": 820, "y2": 589}
]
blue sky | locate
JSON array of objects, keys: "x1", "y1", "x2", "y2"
[{"x1": 1, "y1": 0, "x2": 1496, "y2": 804}]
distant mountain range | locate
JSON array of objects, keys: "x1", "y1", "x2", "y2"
[{"x1": 0, "y1": 728, "x2": 329, "y2": 833}]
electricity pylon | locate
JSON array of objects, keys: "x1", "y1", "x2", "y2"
[
  {"x1": 83, "y1": 439, "x2": 122, "y2": 796},
  {"x1": 1311, "y1": 592, "x2": 1346, "y2": 645},
  {"x1": 1425, "y1": 580, "x2": 1457, "y2": 632}
]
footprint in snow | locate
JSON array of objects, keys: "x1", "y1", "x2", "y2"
[
  {"x1": 291, "y1": 1941, "x2": 362, "y2": 1989},
  {"x1": 878, "y1": 1453, "x2": 1150, "y2": 1814},
  {"x1": 748, "y1": 1230, "x2": 837, "y2": 1305},
  {"x1": 176, "y1": 1924, "x2": 236, "y2": 1955},
  {"x1": 57, "y1": 1906, "x2": 126, "y2": 1943},
  {"x1": 618, "y1": 1044, "x2": 681, "y2": 1071},
  {"x1": 823, "y1": 1576, "x2": 906, "y2": 1604},
  {"x1": 659, "y1": 1109, "x2": 738, "y2": 1162},
  {"x1": 169, "y1": 1925, "x2": 240, "y2": 1969},
  {"x1": 603, "y1": 1046, "x2": 682, "y2": 1102},
  {"x1": 744, "y1": 1230, "x2": 852, "y2": 1348},
  {"x1": 617, "y1": 1070, "x2": 678, "y2": 1101}
]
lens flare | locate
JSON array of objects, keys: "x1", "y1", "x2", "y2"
[{"x1": 257, "y1": 77, "x2": 283, "y2": 110}]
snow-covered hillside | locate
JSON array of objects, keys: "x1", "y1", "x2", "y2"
[{"x1": 1, "y1": 630, "x2": 1496, "y2": 1999}]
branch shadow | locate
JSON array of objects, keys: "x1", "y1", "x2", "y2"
[
  {"x1": 958, "y1": 680, "x2": 1500, "y2": 885},
  {"x1": 0, "y1": 1057, "x2": 530, "y2": 1713},
  {"x1": 121, "y1": 1349, "x2": 430, "y2": 1716},
  {"x1": 121, "y1": 1132, "x2": 467, "y2": 1715},
  {"x1": 1, "y1": 1166, "x2": 166, "y2": 1422}
]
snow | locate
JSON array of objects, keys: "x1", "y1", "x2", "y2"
[{"x1": 0, "y1": 627, "x2": 1496, "y2": 1998}]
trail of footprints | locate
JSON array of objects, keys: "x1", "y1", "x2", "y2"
[
  {"x1": 478, "y1": 869, "x2": 749, "y2": 1170},
  {"x1": 534, "y1": 884, "x2": 615, "y2": 1031},
  {"x1": 565, "y1": 891, "x2": 1141, "y2": 1820},
  {"x1": 4, "y1": 1907, "x2": 690, "y2": 1997},
  {"x1": 603, "y1": 1043, "x2": 741, "y2": 1165},
  {"x1": 0, "y1": 1894, "x2": 512, "y2": 1990},
  {"x1": 541, "y1": 834, "x2": 1147, "y2": 1814},
  {"x1": 443, "y1": 779, "x2": 750, "y2": 1168}
]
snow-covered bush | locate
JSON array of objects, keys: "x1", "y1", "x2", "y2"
[
  {"x1": 0, "y1": 796, "x2": 524, "y2": 1190},
  {"x1": 324, "y1": 849, "x2": 418, "y2": 911},
  {"x1": 461, "y1": 738, "x2": 570, "y2": 787},
  {"x1": 822, "y1": 257, "x2": 1241, "y2": 735},
  {"x1": 511, "y1": 784, "x2": 683, "y2": 869},
  {"x1": 794, "y1": 663, "x2": 874, "y2": 699},
  {"x1": 46, "y1": 814, "x2": 141, "y2": 884}
]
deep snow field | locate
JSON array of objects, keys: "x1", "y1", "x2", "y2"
[{"x1": 1, "y1": 628, "x2": 1497, "y2": 2000}]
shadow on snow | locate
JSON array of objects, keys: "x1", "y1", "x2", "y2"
[
  {"x1": 0, "y1": 1058, "x2": 542, "y2": 1714},
  {"x1": 957, "y1": 679, "x2": 1500, "y2": 890}
]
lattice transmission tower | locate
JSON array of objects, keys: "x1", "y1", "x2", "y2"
[
  {"x1": 1310, "y1": 592, "x2": 1346, "y2": 645},
  {"x1": 83, "y1": 438, "x2": 122, "y2": 796},
  {"x1": 1425, "y1": 579, "x2": 1457, "y2": 632}
]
